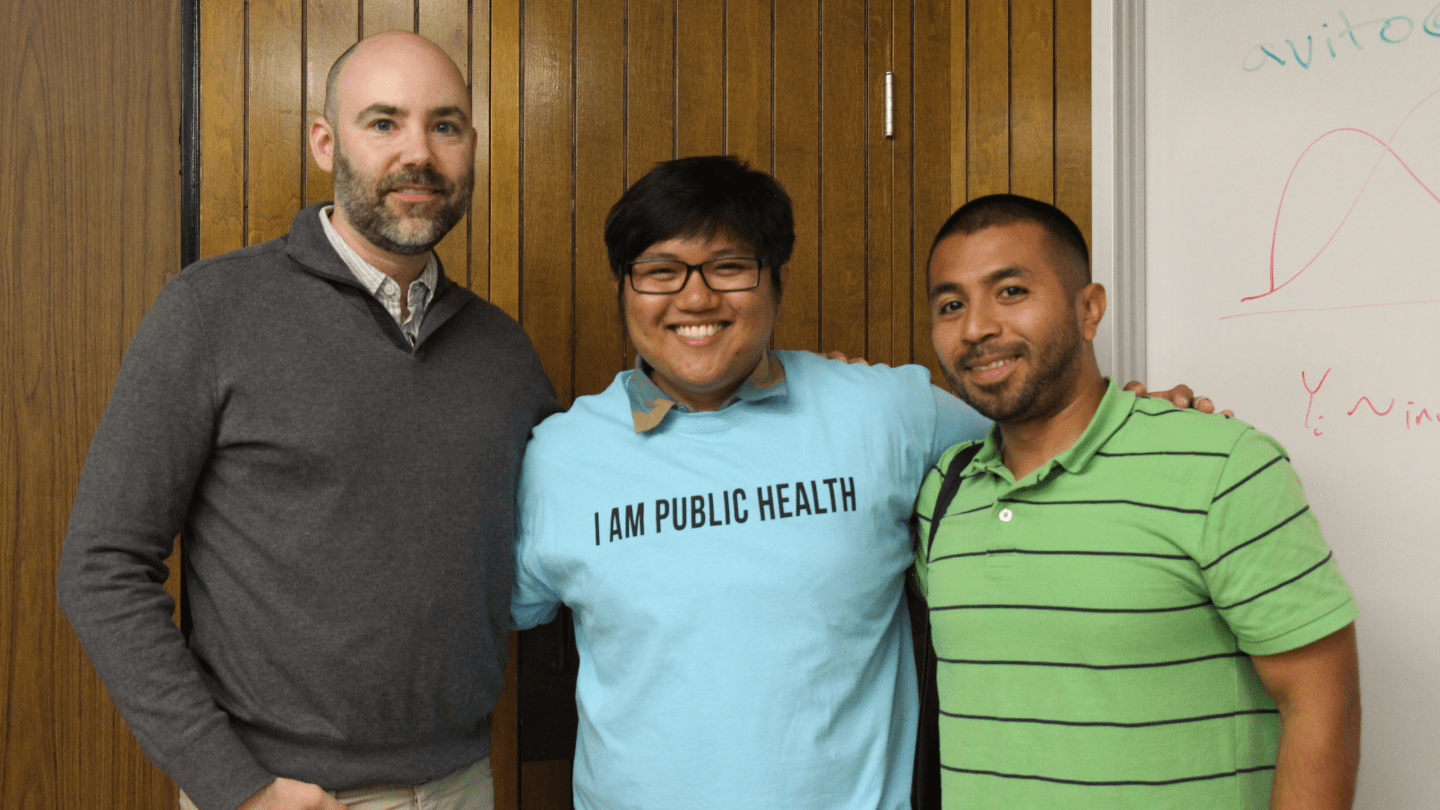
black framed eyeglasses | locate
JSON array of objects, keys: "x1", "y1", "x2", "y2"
[{"x1": 624, "y1": 257, "x2": 765, "y2": 294}]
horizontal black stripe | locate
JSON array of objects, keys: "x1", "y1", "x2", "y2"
[
  {"x1": 1212, "y1": 456, "x2": 1284, "y2": 503},
  {"x1": 1202, "y1": 505, "x2": 1309, "y2": 570},
  {"x1": 931, "y1": 599, "x2": 1211, "y2": 614},
  {"x1": 916, "y1": 501, "x2": 989, "y2": 527},
  {"x1": 1095, "y1": 450, "x2": 1228, "y2": 458},
  {"x1": 941, "y1": 764, "x2": 1276, "y2": 787},
  {"x1": 930, "y1": 548, "x2": 1190, "y2": 564},
  {"x1": 936, "y1": 651, "x2": 1246, "y2": 670},
  {"x1": 1216, "y1": 552, "x2": 1332, "y2": 611},
  {"x1": 1001, "y1": 498, "x2": 1208, "y2": 516},
  {"x1": 1131, "y1": 408, "x2": 1201, "y2": 418},
  {"x1": 940, "y1": 708, "x2": 1280, "y2": 728}
]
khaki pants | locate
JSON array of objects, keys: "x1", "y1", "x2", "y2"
[{"x1": 181, "y1": 756, "x2": 493, "y2": 810}]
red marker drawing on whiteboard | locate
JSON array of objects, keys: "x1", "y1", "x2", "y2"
[{"x1": 1303, "y1": 368, "x2": 1330, "y2": 436}]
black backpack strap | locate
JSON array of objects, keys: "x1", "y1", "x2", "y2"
[{"x1": 911, "y1": 442, "x2": 983, "y2": 810}]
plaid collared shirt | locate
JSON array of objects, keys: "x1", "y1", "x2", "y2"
[
  {"x1": 627, "y1": 351, "x2": 789, "y2": 433},
  {"x1": 319, "y1": 206, "x2": 438, "y2": 346}
]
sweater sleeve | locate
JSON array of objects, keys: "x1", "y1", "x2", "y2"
[{"x1": 56, "y1": 278, "x2": 274, "y2": 810}]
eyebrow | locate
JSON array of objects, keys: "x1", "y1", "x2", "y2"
[
  {"x1": 928, "y1": 266, "x2": 1027, "y2": 300},
  {"x1": 353, "y1": 103, "x2": 471, "y2": 124}
]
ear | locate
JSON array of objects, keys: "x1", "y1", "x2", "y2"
[
  {"x1": 309, "y1": 116, "x2": 337, "y2": 173},
  {"x1": 1077, "y1": 282, "x2": 1107, "y2": 342},
  {"x1": 776, "y1": 264, "x2": 792, "y2": 299}
]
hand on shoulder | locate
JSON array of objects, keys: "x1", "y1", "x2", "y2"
[{"x1": 1123, "y1": 380, "x2": 1236, "y2": 418}]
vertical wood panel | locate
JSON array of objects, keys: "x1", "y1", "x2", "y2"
[
  {"x1": 948, "y1": 0, "x2": 967, "y2": 210},
  {"x1": 724, "y1": 0, "x2": 772, "y2": 167},
  {"x1": 887, "y1": 0, "x2": 914, "y2": 367},
  {"x1": 520, "y1": 0, "x2": 575, "y2": 400},
  {"x1": 818, "y1": 0, "x2": 868, "y2": 357},
  {"x1": 490, "y1": 631, "x2": 520, "y2": 810},
  {"x1": 913, "y1": 0, "x2": 951, "y2": 379},
  {"x1": 1054, "y1": 0, "x2": 1091, "y2": 241},
  {"x1": 248, "y1": 0, "x2": 304, "y2": 244},
  {"x1": 676, "y1": 0, "x2": 725, "y2": 157},
  {"x1": 574, "y1": 0, "x2": 628, "y2": 397},
  {"x1": 625, "y1": 0, "x2": 676, "y2": 180},
  {"x1": 1010, "y1": 0, "x2": 1054, "y2": 201},
  {"x1": 967, "y1": 0, "x2": 1009, "y2": 197},
  {"x1": 419, "y1": 0, "x2": 474, "y2": 284},
  {"x1": 467, "y1": 0, "x2": 493, "y2": 296},
  {"x1": 866, "y1": 0, "x2": 897, "y2": 365},
  {"x1": 303, "y1": 0, "x2": 358, "y2": 209},
  {"x1": 490, "y1": 0, "x2": 523, "y2": 316},
  {"x1": 363, "y1": 0, "x2": 416, "y2": 35},
  {"x1": 199, "y1": 0, "x2": 247, "y2": 256},
  {"x1": 3, "y1": 0, "x2": 181, "y2": 806},
  {"x1": 773, "y1": 0, "x2": 821, "y2": 353}
]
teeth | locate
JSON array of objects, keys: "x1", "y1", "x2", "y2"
[
  {"x1": 674, "y1": 323, "x2": 723, "y2": 339},
  {"x1": 971, "y1": 358, "x2": 1010, "y2": 371}
]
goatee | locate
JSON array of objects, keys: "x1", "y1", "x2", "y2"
[{"x1": 333, "y1": 152, "x2": 474, "y2": 256}]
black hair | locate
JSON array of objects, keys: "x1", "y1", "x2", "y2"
[
  {"x1": 930, "y1": 194, "x2": 1091, "y2": 291},
  {"x1": 603, "y1": 155, "x2": 795, "y2": 287}
]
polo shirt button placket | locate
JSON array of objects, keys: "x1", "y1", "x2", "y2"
[{"x1": 986, "y1": 495, "x2": 1017, "y2": 574}]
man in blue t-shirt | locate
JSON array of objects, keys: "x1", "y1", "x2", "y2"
[{"x1": 511, "y1": 156, "x2": 1209, "y2": 810}]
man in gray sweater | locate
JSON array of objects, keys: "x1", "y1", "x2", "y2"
[{"x1": 57, "y1": 31, "x2": 555, "y2": 810}]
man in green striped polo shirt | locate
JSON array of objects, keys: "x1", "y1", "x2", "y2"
[{"x1": 915, "y1": 194, "x2": 1360, "y2": 810}]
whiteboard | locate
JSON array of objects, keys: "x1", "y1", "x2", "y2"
[{"x1": 1096, "y1": 2, "x2": 1440, "y2": 807}]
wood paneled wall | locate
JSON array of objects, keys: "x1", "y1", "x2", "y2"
[
  {"x1": 1, "y1": 0, "x2": 183, "y2": 807},
  {"x1": 1, "y1": 1, "x2": 1089, "y2": 809}
]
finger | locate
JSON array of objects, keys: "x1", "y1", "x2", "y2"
[
  {"x1": 822, "y1": 350, "x2": 849, "y2": 362},
  {"x1": 1221, "y1": 409, "x2": 1236, "y2": 418},
  {"x1": 1166, "y1": 384, "x2": 1195, "y2": 409},
  {"x1": 1194, "y1": 396, "x2": 1216, "y2": 414},
  {"x1": 1122, "y1": 380, "x2": 1147, "y2": 395}
]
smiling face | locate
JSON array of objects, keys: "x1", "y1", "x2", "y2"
[
  {"x1": 310, "y1": 32, "x2": 476, "y2": 260},
  {"x1": 928, "y1": 220, "x2": 1104, "y2": 426},
  {"x1": 620, "y1": 233, "x2": 788, "y2": 412}
]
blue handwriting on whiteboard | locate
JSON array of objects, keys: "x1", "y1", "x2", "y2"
[{"x1": 1243, "y1": 5, "x2": 1440, "y2": 71}]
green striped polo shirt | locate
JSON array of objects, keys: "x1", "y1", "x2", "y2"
[{"x1": 914, "y1": 379, "x2": 1357, "y2": 810}]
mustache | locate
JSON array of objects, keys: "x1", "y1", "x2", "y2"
[
  {"x1": 377, "y1": 166, "x2": 455, "y2": 196},
  {"x1": 958, "y1": 340, "x2": 1027, "y2": 368}
]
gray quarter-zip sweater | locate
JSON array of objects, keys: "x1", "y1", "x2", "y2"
[{"x1": 58, "y1": 203, "x2": 557, "y2": 810}]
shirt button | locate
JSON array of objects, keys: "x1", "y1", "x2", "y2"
[{"x1": 998, "y1": 508, "x2": 1013, "y2": 522}]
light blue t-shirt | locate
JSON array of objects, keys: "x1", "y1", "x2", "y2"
[{"x1": 512, "y1": 351, "x2": 989, "y2": 810}]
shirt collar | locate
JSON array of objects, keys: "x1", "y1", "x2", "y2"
[
  {"x1": 627, "y1": 351, "x2": 789, "y2": 433},
  {"x1": 319, "y1": 205, "x2": 438, "y2": 298},
  {"x1": 971, "y1": 377, "x2": 1134, "y2": 482}
]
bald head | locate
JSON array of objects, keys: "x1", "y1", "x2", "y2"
[{"x1": 324, "y1": 31, "x2": 468, "y2": 127}]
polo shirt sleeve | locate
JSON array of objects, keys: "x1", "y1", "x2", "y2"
[
  {"x1": 1196, "y1": 428, "x2": 1358, "y2": 656},
  {"x1": 511, "y1": 455, "x2": 564, "y2": 631}
]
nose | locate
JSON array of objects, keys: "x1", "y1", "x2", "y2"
[
  {"x1": 397, "y1": 125, "x2": 436, "y2": 167},
  {"x1": 961, "y1": 298, "x2": 1000, "y2": 345},
  {"x1": 674, "y1": 266, "x2": 721, "y2": 310}
]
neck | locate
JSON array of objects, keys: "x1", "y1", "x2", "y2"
[
  {"x1": 328, "y1": 207, "x2": 428, "y2": 288},
  {"x1": 997, "y1": 366, "x2": 1107, "y2": 480}
]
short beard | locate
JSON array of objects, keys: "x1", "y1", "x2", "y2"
[
  {"x1": 941, "y1": 322, "x2": 1082, "y2": 424},
  {"x1": 333, "y1": 149, "x2": 474, "y2": 256}
]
